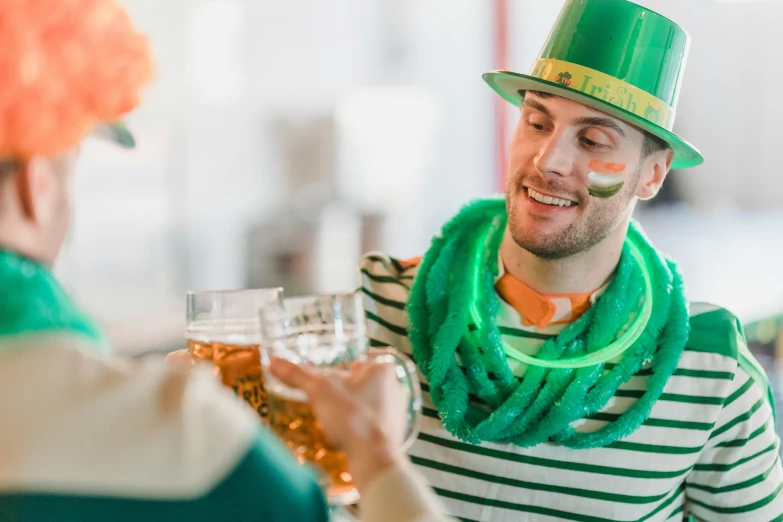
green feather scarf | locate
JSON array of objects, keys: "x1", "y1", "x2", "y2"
[{"x1": 407, "y1": 197, "x2": 689, "y2": 449}]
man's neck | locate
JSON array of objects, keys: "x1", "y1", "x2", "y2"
[
  {"x1": 0, "y1": 221, "x2": 50, "y2": 266},
  {"x1": 499, "y1": 227, "x2": 626, "y2": 296}
]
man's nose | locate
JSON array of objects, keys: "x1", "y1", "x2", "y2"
[{"x1": 533, "y1": 132, "x2": 575, "y2": 178}]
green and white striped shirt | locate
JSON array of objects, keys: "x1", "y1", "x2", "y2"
[{"x1": 359, "y1": 252, "x2": 783, "y2": 522}]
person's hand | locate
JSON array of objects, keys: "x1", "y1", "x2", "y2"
[
  {"x1": 165, "y1": 349, "x2": 190, "y2": 368},
  {"x1": 269, "y1": 354, "x2": 409, "y2": 491}
]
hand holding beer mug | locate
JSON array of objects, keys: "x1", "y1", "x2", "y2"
[
  {"x1": 260, "y1": 292, "x2": 422, "y2": 506},
  {"x1": 268, "y1": 357, "x2": 411, "y2": 503},
  {"x1": 185, "y1": 288, "x2": 282, "y2": 420}
]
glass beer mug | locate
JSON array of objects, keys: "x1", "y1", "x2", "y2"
[
  {"x1": 185, "y1": 288, "x2": 283, "y2": 420},
  {"x1": 260, "y1": 291, "x2": 422, "y2": 506}
]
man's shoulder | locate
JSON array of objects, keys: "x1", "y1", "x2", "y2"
[
  {"x1": 686, "y1": 303, "x2": 774, "y2": 413},
  {"x1": 686, "y1": 302, "x2": 746, "y2": 362},
  {"x1": 359, "y1": 252, "x2": 421, "y2": 291},
  {"x1": 0, "y1": 337, "x2": 259, "y2": 498},
  {"x1": 360, "y1": 251, "x2": 421, "y2": 275},
  {"x1": 0, "y1": 337, "x2": 328, "y2": 520}
]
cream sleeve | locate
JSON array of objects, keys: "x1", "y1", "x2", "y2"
[{"x1": 359, "y1": 463, "x2": 455, "y2": 522}]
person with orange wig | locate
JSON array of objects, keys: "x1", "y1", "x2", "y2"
[{"x1": 0, "y1": 1, "x2": 451, "y2": 521}]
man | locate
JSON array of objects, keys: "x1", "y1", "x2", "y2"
[
  {"x1": 359, "y1": 0, "x2": 783, "y2": 520},
  {"x1": 0, "y1": 1, "x2": 450, "y2": 521}
]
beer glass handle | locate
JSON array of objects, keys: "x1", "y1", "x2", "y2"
[{"x1": 367, "y1": 348, "x2": 423, "y2": 451}]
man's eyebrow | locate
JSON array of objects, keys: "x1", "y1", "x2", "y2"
[
  {"x1": 573, "y1": 116, "x2": 627, "y2": 137},
  {"x1": 522, "y1": 98, "x2": 552, "y2": 118},
  {"x1": 522, "y1": 95, "x2": 628, "y2": 137}
]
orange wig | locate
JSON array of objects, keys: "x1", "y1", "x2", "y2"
[{"x1": 0, "y1": 0, "x2": 154, "y2": 158}]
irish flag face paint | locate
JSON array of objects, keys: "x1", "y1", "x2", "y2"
[{"x1": 587, "y1": 160, "x2": 626, "y2": 198}]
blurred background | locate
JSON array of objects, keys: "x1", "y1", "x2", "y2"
[{"x1": 55, "y1": 0, "x2": 783, "y2": 387}]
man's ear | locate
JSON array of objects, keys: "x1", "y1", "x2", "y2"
[
  {"x1": 15, "y1": 156, "x2": 55, "y2": 223},
  {"x1": 637, "y1": 148, "x2": 674, "y2": 201}
]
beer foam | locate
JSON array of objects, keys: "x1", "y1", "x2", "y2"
[
  {"x1": 267, "y1": 381, "x2": 309, "y2": 402},
  {"x1": 272, "y1": 328, "x2": 366, "y2": 366},
  {"x1": 186, "y1": 319, "x2": 260, "y2": 344},
  {"x1": 266, "y1": 366, "x2": 350, "y2": 403}
]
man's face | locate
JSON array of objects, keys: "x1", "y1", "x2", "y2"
[{"x1": 506, "y1": 92, "x2": 661, "y2": 260}]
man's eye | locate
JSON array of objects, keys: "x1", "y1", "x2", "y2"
[{"x1": 581, "y1": 136, "x2": 608, "y2": 149}]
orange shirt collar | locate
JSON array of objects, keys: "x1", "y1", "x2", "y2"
[{"x1": 494, "y1": 266, "x2": 600, "y2": 329}]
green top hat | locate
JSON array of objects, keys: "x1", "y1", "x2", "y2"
[{"x1": 484, "y1": 0, "x2": 702, "y2": 169}]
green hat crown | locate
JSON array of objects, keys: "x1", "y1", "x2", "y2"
[{"x1": 484, "y1": 0, "x2": 702, "y2": 169}]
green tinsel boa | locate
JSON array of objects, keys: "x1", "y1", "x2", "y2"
[
  {"x1": 0, "y1": 249, "x2": 107, "y2": 353},
  {"x1": 407, "y1": 197, "x2": 690, "y2": 449}
]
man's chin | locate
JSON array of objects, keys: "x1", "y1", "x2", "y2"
[
  {"x1": 513, "y1": 220, "x2": 566, "y2": 244},
  {"x1": 509, "y1": 229, "x2": 579, "y2": 260}
]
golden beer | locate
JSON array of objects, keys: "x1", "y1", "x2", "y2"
[
  {"x1": 187, "y1": 339, "x2": 267, "y2": 419},
  {"x1": 267, "y1": 384, "x2": 356, "y2": 503},
  {"x1": 260, "y1": 293, "x2": 420, "y2": 506}
]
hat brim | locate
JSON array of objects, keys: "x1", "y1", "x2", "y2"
[
  {"x1": 92, "y1": 121, "x2": 136, "y2": 149},
  {"x1": 483, "y1": 70, "x2": 703, "y2": 170}
]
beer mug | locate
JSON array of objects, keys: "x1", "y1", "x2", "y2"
[
  {"x1": 260, "y1": 291, "x2": 422, "y2": 506},
  {"x1": 185, "y1": 288, "x2": 283, "y2": 420}
]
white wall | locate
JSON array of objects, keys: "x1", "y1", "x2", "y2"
[{"x1": 59, "y1": 0, "x2": 498, "y2": 352}]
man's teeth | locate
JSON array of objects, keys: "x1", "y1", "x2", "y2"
[{"x1": 527, "y1": 188, "x2": 573, "y2": 207}]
